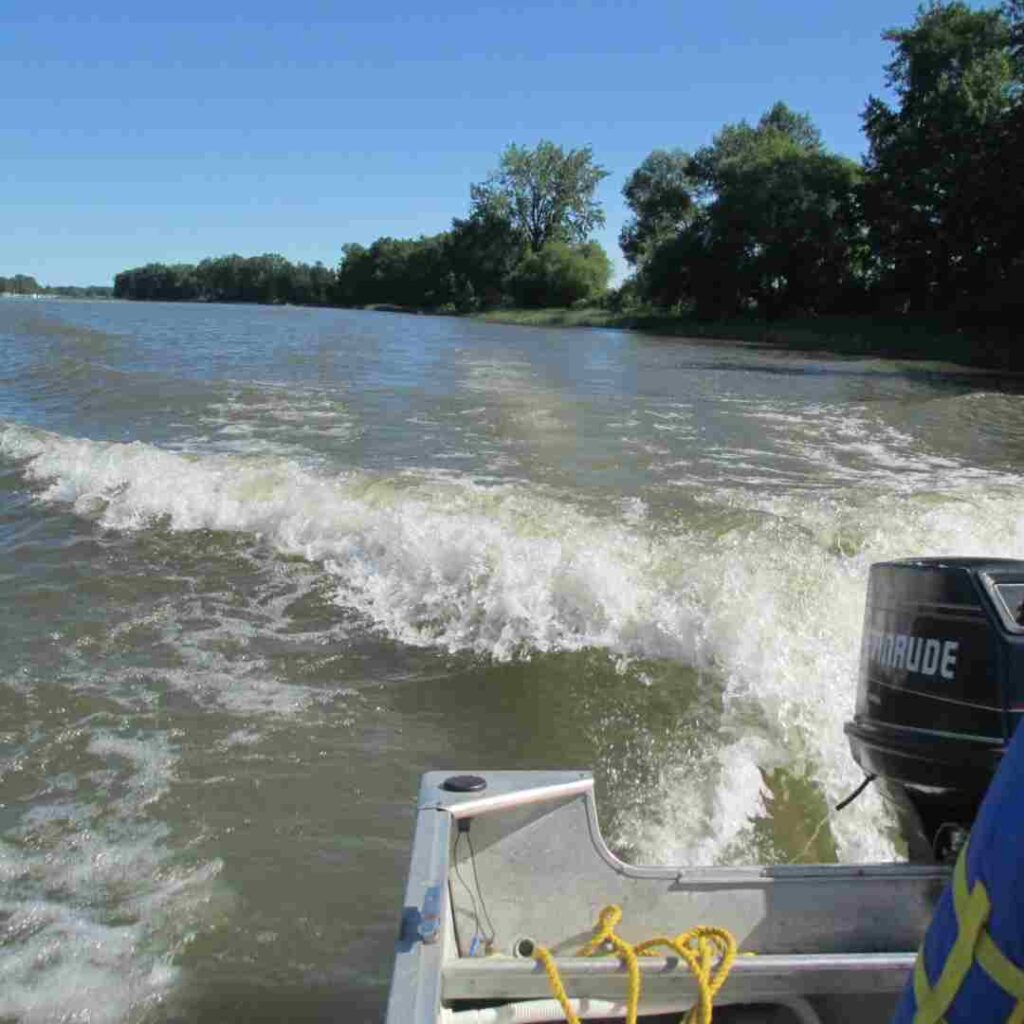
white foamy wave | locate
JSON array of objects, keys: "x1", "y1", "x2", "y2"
[
  {"x1": 190, "y1": 383, "x2": 360, "y2": 459},
  {"x1": 5, "y1": 421, "x2": 1024, "y2": 864},
  {"x1": 0, "y1": 728, "x2": 223, "y2": 1024},
  {"x1": 0, "y1": 422, "x2": 694, "y2": 663},
  {"x1": 659, "y1": 397, "x2": 1022, "y2": 497},
  {"x1": 102, "y1": 586, "x2": 353, "y2": 717},
  {"x1": 0, "y1": 902, "x2": 177, "y2": 1024}
]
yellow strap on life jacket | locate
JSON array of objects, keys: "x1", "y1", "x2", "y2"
[{"x1": 913, "y1": 839, "x2": 1024, "y2": 1024}]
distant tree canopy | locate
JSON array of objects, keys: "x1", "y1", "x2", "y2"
[
  {"x1": 470, "y1": 140, "x2": 609, "y2": 252},
  {"x1": 115, "y1": 3, "x2": 1024, "y2": 342},
  {"x1": 446, "y1": 208, "x2": 526, "y2": 309},
  {"x1": 0, "y1": 274, "x2": 43, "y2": 295},
  {"x1": 335, "y1": 235, "x2": 454, "y2": 309},
  {"x1": 333, "y1": 229, "x2": 610, "y2": 313},
  {"x1": 622, "y1": 0, "x2": 1024, "y2": 330},
  {"x1": 114, "y1": 254, "x2": 336, "y2": 305},
  {"x1": 330, "y1": 140, "x2": 612, "y2": 311},
  {"x1": 508, "y1": 241, "x2": 612, "y2": 308},
  {"x1": 623, "y1": 103, "x2": 866, "y2": 318},
  {"x1": 619, "y1": 149, "x2": 696, "y2": 268},
  {"x1": 0, "y1": 274, "x2": 112, "y2": 298},
  {"x1": 116, "y1": 141, "x2": 613, "y2": 312},
  {"x1": 43, "y1": 284, "x2": 114, "y2": 298},
  {"x1": 862, "y1": 0, "x2": 1021, "y2": 316}
]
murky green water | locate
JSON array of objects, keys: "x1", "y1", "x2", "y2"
[{"x1": 1, "y1": 298, "x2": 1021, "y2": 1021}]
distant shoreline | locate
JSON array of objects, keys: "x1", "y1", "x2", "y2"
[{"x1": 0, "y1": 290, "x2": 113, "y2": 301}]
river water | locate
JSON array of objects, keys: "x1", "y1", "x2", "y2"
[{"x1": 1, "y1": 298, "x2": 1022, "y2": 1021}]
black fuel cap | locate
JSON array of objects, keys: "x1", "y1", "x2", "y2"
[{"x1": 442, "y1": 774, "x2": 487, "y2": 793}]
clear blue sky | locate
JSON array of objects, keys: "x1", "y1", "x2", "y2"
[{"x1": 0, "y1": 0, "x2": 981, "y2": 286}]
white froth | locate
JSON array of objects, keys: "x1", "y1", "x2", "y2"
[
  {"x1": 5, "y1": 419, "x2": 1024, "y2": 866},
  {"x1": 193, "y1": 384, "x2": 360, "y2": 459},
  {"x1": 0, "y1": 726, "x2": 223, "y2": 1024}
]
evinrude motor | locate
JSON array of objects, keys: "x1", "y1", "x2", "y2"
[{"x1": 845, "y1": 558, "x2": 1024, "y2": 862}]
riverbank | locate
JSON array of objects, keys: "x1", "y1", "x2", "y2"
[
  {"x1": 99, "y1": 294, "x2": 1017, "y2": 369},
  {"x1": 474, "y1": 307, "x2": 1011, "y2": 368}
]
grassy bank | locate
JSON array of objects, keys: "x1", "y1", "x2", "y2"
[{"x1": 474, "y1": 306, "x2": 1013, "y2": 368}]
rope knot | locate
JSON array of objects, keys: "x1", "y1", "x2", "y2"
[{"x1": 533, "y1": 904, "x2": 737, "y2": 1024}]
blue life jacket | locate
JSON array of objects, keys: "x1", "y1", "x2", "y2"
[{"x1": 892, "y1": 720, "x2": 1024, "y2": 1023}]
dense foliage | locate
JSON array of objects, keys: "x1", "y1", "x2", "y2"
[
  {"x1": 624, "y1": 105, "x2": 870, "y2": 318},
  {"x1": 508, "y1": 241, "x2": 612, "y2": 308},
  {"x1": 335, "y1": 235, "x2": 454, "y2": 309},
  {"x1": 43, "y1": 284, "x2": 114, "y2": 298},
  {"x1": 1, "y1": 274, "x2": 112, "y2": 297},
  {"x1": 114, "y1": 1, "x2": 1024, "y2": 346},
  {"x1": 470, "y1": 141, "x2": 608, "y2": 252},
  {"x1": 624, "y1": 1, "x2": 1024, "y2": 328},
  {"x1": 113, "y1": 255, "x2": 336, "y2": 305},
  {"x1": 862, "y1": 1, "x2": 1021, "y2": 318},
  {"x1": 0, "y1": 275, "x2": 44, "y2": 295},
  {"x1": 118, "y1": 142, "x2": 612, "y2": 312}
]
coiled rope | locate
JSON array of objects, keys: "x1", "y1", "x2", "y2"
[{"x1": 532, "y1": 904, "x2": 737, "y2": 1024}]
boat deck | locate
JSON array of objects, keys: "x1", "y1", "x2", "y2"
[{"x1": 387, "y1": 771, "x2": 947, "y2": 1023}]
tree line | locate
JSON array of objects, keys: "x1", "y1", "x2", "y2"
[
  {"x1": 115, "y1": 1, "x2": 1024, "y2": 336},
  {"x1": 114, "y1": 141, "x2": 614, "y2": 312},
  {"x1": 113, "y1": 254, "x2": 337, "y2": 306},
  {"x1": 620, "y1": 0, "x2": 1024, "y2": 327},
  {"x1": 0, "y1": 274, "x2": 111, "y2": 298}
]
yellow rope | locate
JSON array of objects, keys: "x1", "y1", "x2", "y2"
[
  {"x1": 533, "y1": 944, "x2": 584, "y2": 1024},
  {"x1": 532, "y1": 903, "x2": 737, "y2": 1024}
]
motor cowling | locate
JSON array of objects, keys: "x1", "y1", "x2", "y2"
[{"x1": 845, "y1": 558, "x2": 1024, "y2": 861}]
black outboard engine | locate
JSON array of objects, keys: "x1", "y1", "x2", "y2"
[{"x1": 845, "y1": 558, "x2": 1024, "y2": 862}]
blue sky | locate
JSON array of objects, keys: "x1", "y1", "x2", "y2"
[{"x1": 1, "y1": 0, "x2": 980, "y2": 286}]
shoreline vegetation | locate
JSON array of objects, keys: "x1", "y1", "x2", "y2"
[
  {"x1": 357, "y1": 301, "x2": 995, "y2": 369},
  {"x1": 58, "y1": 2, "x2": 1024, "y2": 371},
  {"x1": 471, "y1": 308, "x2": 997, "y2": 368},
  {"x1": 0, "y1": 274, "x2": 111, "y2": 299}
]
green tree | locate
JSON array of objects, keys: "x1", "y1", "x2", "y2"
[
  {"x1": 689, "y1": 102, "x2": 825, "y2": 200},
  {"x1": 334, "y1": 234, "x2": 454, "y2": 309},
  {"x1": 115, "y1": 254, "x2": 338, "y2": 305},
  {"x1": 0, "y1": 273, "x2": 43, "y2": 295},
  {"x1": 700, "y1": 141, "x2": 865, "y2": 318},
  {"x1": 508, "y1": 240, "x2": 612, "y2": 308},
  {"x1": 446, "y1": 208, "x2": 525, "y2": 309},
  {"x1": 226, "y1": 253, "x2": 286, "y2": 303},
  {"x1": 334, "y1": 243, "x2": 374, "y2": 306},
  {"x1": 195, "y1": 255, "x2": 246, "y2": 301},
  {"x1": 624, "y1": 103, "x2": 866, "y2": 318},
  {"x1": 470, "y1": 141, "x2": 609, "y2": 252},
  {"x1": 307, "y1": 261, "x2": 337, "y2": 306},
  {"x1": 619, "y1": 149, "x2": 696, "y2": 268},
  {"x1": 862, "y1": 1, "x2": 1018, "y2": 313},
  {"x1": 114, "y1": 263, "x2": 198, "y2": 301},
  {"x1": 402, "y1": 233, "x2": 454, "y2": 309}
]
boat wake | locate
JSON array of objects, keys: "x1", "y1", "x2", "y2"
[{"x1": 4, "y1": 419, "x2": 1024, "y2": 872}]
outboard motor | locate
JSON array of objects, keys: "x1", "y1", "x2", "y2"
[{"x1": 845, "y1": 558, "x2": 1024, "y2": 862}]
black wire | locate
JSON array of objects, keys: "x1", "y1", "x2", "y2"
[
  {"x1": 452, "y1": 830, "x2": 483, "y2": 948},
  {"x1": 834, "y1": 772, "x2": 876, "y2": 813},
  {"x1": 466, "y1": 831, "x2": 497, "y2": 944}
]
